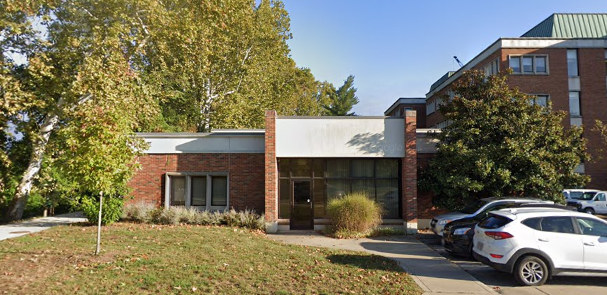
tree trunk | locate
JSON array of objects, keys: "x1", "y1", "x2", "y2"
[
  {"x1": 5, "y1": 110, "x2": 61, "y2": 221},
  {"x1": 95, "y1": 191, "x2": 103, "y2": 255},
  {"x1": 5, "y1": 94, "x2": 90, "y2": 222}
]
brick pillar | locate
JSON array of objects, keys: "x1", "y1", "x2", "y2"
[
  {"x1": 403, "y1": 110, "x2": 418, "y2": 233},
  {"x1": 264, "y1": 110, "x2": 279, "y2": 232}
]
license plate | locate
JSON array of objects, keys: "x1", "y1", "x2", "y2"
[{"x1": 477, "y1": 241, "x2": 484, "y2": 251}]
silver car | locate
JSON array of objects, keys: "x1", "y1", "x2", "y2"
[{"x1": 430, "y1": 197, "x2": 554, "y2": 236}]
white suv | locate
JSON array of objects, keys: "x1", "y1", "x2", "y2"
[{"x1": 473, "y1": 207, "x2": 607, "y2": 286}]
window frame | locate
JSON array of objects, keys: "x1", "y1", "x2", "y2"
[
  {"x1": 508, "y1": 54, "x2": 550, "y2": 75},
  {"x1": 165, "y1": 172, "x2": 229, "y2": 211}
]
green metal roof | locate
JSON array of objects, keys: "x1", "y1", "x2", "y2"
[{"x1": 522, "y1": 13, "x2": 607, "y2": 38}]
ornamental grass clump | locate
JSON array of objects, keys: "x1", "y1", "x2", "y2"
[
  {"x1": 121, "y1": 202, "x2": 156, "y2": 223},
  {"x1": 120, "y1": 204, "x2": 265, "y2": 230},
  {"x1": 326, "y1": 192, "x2": 382, "y2": 235}
]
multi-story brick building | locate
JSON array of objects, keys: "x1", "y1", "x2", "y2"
[{"x1": 423, "y1": 13, "x2": 607, "y2": 189}]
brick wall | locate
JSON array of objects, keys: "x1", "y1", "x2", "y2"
[
  {"x1": 127, "y1": 153, "x2": 265, "y2": 211},
  {"x1": 402, "y1": 110, "x2": 418, "y2": 224},
  {"x1": 264, "y1": 110, "x2": 278, "y2": 222},
  {"x1": 387, "y1": 103, "x2": 428, "y2": 128}
]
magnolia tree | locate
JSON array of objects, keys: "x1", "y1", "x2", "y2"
[{"x1": 420, "y1": 70, "x2": 589, "y2": 210}]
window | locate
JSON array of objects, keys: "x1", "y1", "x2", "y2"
[
  {"x1": 170, "y1": 176, "x2": 186, "y2": 206},
  {"x1": 278, "y1": 158, "x2": 400, "y2": 219},
  {"x1": 567, "y1": 49, "x2": 578, "y2": 77},
  {"x1": 540, "y1": 217, "x2": 575, "y2": 234},
  {"x1": 528, "y1": 94, "x2": 549, "y2": 108},
  {"x1": 166, "y1": 173, "x2": 229, "y2": 210},
  {"x1": 569, "y1": 91, "x2": 581, "y2": 117},
  {"x1": 483, "y1": 58, "x2": 499, "y2": 76},
  {"x1": 426, "y1": 99, "x2": 436, "y2": 115},
  {"x1": 576, "y1": 217, "x2": 607, "y2": 236},
  {"x1": 509, "y1": 56, "x2": 521, "y2": 73},
  {"x1": 522, "y1": 218, "x2": 542, "y2": 230},
  {"x1": 597, "y1": 193, "x2": 606, "y2": 202},
  {"x1": 508, "y1": 55, "x2": 549, "y2": 74}
]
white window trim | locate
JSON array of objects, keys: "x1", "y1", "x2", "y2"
[
  {"x1": 165, "y1": 172, "x2": 229, "y2": 211},
  {"x1": 508, "y1": 54, "x2": 550, "y2": 75}
]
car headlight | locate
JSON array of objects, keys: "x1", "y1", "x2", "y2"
[
  {"x1": 438, "y1": 219, "x2": 452, "y2": 225},
  {"x1": 453, "y1": 227, "x2": 472, "y2": 235}
]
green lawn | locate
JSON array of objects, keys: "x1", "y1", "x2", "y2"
[{"x1": 0, "y1": 223, "x2": 421, "y2": 294}]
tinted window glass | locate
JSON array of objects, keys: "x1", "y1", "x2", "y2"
[
  {"x1": 576, "y1": 218, "x2": 607, "y2": 237},
  {"x1": 478, "y1": 215, "x2": 512, "y2": 229},
  {"x1": 522, "y1": 217, "x2": 542, "y2": 230},
  {"x1": 597, "y1": 193, "x2": 606, "y2": 202},
  {"x1": 579, "y1": 192, "x2": 597, "y2": 200},
  {"x1": 569, "y1": 191, "x2": 584, "y2": 199},
  {"x1": 540, "y1": 217, "x2": 575, "y2": 234}
]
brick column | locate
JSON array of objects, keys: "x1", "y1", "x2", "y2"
[
  {"x1": 402, "y1": 110, "x2": 418, "y2": 233},
  {"x1": 264, "y1": 110, "x2": 279, "y2": 232}
]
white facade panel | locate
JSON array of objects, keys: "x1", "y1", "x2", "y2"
[
  {"x1": 568, "y1": 77, "x2": 581, "y2": 91},
  {"x1": 140, "y1": 133, "x2": 265, "y2": 154},
  {"x1": 275, "y1": 118, "x2": 405, "y2": 158}
]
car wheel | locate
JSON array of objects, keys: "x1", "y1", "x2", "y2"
[
  {"x1": 514, "y1": 256, "x2": 549, "y2": 286},
  {"x1": 584, "y1": 208, "x2": 595, "y2": 215}
]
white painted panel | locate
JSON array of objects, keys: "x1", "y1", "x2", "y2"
[
  {"x1": 276, "y1": 118, "x2": 405, "y2": 158},
  {"x1": 570, "y1": 117, "x2": 583, "y2": 127},
  {"x1": 568, "y1": 77, "x2": 580, "y2": 91},
  {"x1": 140, "y1": 134, "x2": 265, "y2": 154},
  {"x1": 575, "y1": 163, "x2": 585, "y2": 174}
]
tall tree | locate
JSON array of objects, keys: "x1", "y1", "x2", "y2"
[
  {"x1": 420, "y1": 70, "x2": 588, "y2": 210},
  {"x1": 323, "y1": 75, "x2": 359, "y2": 116},
  {"x1": 1, "y1": 0, "x2": 156, "y2": 221},
  {"x1": 140, "y1": 0, "x2": 311, "y2": 132}
]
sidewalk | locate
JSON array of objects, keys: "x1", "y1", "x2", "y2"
[
  {"x1": 267, "y1": 232, "x2": 498, "y2": 295},
  {"x1": 0, "y1": 212, "x2": 87, "y2": 241}
]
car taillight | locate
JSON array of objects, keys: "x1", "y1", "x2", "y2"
[{"x1": 485, "y1": 231, "x2": 513, "y2": 240}]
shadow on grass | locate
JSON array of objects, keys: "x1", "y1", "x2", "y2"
[{"x1": 326, "y1": 254, "x2": 405, "y2": 272}]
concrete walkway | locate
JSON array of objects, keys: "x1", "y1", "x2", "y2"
[
  {"x1": 267, "y1": 232, "x2": 498, "y2": 295},
  {"x1": 0, "y1": 212, "x2": 87, "y2": 241}
]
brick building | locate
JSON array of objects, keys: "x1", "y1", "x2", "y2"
[
  {"x1": 422, "y1": 13, "x2": 607, "y2": 189},
  {"x1": 129, "y1": 111, "x2": 430, "y2": 232}
]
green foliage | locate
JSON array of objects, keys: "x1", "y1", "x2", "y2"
[
  {"x1": 121, "y1": 204, "x2": 265, "y2": 230},
  {"x1": 420, "y1": 70, "x2": 589, "y2": 210},
  {"x1": 323, "y1": 75, "x2": 360, "y2": 116},
  {"x1": 326, "y1": 192, "x2": 382, "y2": 234},
  {"x1": 81, "y1": 196, "x2": 124, "y2": 226}
]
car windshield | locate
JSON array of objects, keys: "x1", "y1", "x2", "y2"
[
  {"x1": 460, "y1": 199, "x2": 488, "y2": 214},
  {"x1": 578, "y1": 192, "x2": 597, "y2": 201}
]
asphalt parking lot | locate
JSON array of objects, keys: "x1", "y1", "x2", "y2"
[{"x1": 416, "y1": 230, "x2": 607, "y2": 295}]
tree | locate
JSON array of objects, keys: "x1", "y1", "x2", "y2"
[
  {"x1": 420, "y1": 70, "x2": 589, "y2": 210},
  {"x1": 323, "y1": 75, "x2": 359, "y2": 116},
  {"x1": 139, "y1": 0, "x2": 317, "y2": 132},
  {"x1": 1, "y1": 0, "x2": 156, "y2": 221}
]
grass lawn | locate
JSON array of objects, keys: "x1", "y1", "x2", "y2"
[{"x1": 0, "y1": 223, "x2": 421, "y2": 294}]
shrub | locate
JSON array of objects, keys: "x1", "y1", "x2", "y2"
[
  {"x1": 326, "y1": 192, "x2": 382, "y2": 234},
  {"x1": 120, "y1": 205, "x2": 265, "y2": 230},
  {"x1": 121, "y1": 202, "x2": 156, "y2": 223},
  {"x1": 81, "y1": 195, "x2": 124, "y2": 225}
]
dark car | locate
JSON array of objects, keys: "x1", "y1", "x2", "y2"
[{"x1": 443, "y1": 203, "x2": 574, "y2": 257}]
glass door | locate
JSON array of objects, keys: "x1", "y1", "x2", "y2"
[{"x1": 291, "y1": 180, "x2": 313, "y2": 230}]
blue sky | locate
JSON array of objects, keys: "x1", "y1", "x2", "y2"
[{"x1": 282, "y1": 1, "x2": 607, "y2": 115}]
